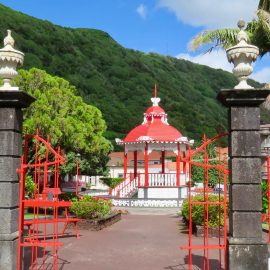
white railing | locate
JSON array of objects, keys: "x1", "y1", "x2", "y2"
[
  {"x1": 110, "y1": 172, "x2": 190, "y2": 198},
  {"x1": 118, "y1": 177, "x2": 138, "y2": 198},
  {"x1": 110, "y1": 173, "x2": 134, "y2": 197},
  {"x1": 144, "y1": 173, "x2": 187, "y2": 187},
  {"x1": 148, "y1": 173, "x2": 176, "y2": 186}
]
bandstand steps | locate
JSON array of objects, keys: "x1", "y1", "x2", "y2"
[{"x1": 128, "y1": 188, "x2": 138, "y2": 198}]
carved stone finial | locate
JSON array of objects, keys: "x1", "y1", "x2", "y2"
[
  {"x1": 236, "y1": 20, "x2": 248, "y2": 44},
  {"x1": 4, "y1": 30, "x2": 15, "y2": 48},
  {"x1": 226, "y1": 20, "x2": 259, "y2": 89},
  {"x1": 0, "y1": 30, "x2": 24, "y2": 91},
  {"x1": 237, "y1": 19, "x2": 245, "y2": 30}
]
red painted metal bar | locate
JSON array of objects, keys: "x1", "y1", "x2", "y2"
[
  {"x1": 181, "y1": 244, "x2": 226, "y2": 250},
  {"x1": 76, "y1": 160, "x2": 79, "y2": 196},
  {"x1": 267, "y1": 156, "x2": 270, "y2": 243},
  {"x1": 190, "y1": 161, "x2": 229, "y2": 171},
  {"x1": 18, "y1": 130, "x2": 79, "y2": 270},
  {"x1": 134, "y1": 150, "x2": 138, "y2": 178},
  {"x1": 162, "y1": 150, "x2": 165, "y2": 174},
  {"x1": 181, "y1": 133, "x2": 228, "y2": 270},
  {"x1": 182, "y1": 133, "x2": 229, "y2": 162},
  {"x1": 187, "y1": 145, "x2": 193, "y2": 270},
  {"x1": 223, "y1": 156, "x2": 228, "y2": 270},
  {"x1": 203, "y1": 134, "x2": 209, "y2": 270},
  {"x1": 176, "y1": 144, "x2": 180, "y2": 186},
  {"x1": 124, "y1": 145, "x2": 127, "y2": 181},
  {"x1": 144, "y1": 143, "x2": 149, "y2": 187}
]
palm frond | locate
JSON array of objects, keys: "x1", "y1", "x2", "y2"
[
  {"x1": 247, "y1": 10, "x2": 270, "y2": 56},
  {"x1": 258, "y1": 0, "x2": 270, "y2": 12},
  {"x1": 190, "y1": 29, "x2": 239, "y2": 51}
]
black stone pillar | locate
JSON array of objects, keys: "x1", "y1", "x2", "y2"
[
  {"x1": 0, "y1": 91, "x2": 34, "y2": 270},
  {"x1": 218, "y1": 89, "x2": 270, "y2": 270}
]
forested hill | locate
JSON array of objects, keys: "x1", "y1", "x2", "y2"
[{"x1": 0, "y1": 4, "x2": 266, "y2": 144}]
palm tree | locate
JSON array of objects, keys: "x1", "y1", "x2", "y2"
[
  {"x1": 191, "y1": 0, "x2": 270, "y2": 108},
  {"x1": 191, "y1": 0, "x2": 270, "y2": 57}
]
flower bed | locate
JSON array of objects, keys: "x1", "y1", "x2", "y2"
[
  {"x1": 67, "y1": 195, "x2": 121, "y2": 230},
  {"x1": 70, "y1": 212, "x2": 121, "y2": 231}
]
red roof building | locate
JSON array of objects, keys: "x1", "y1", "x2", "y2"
[
  {"x1": 112, "y1": 86, "x2": 191, "y2": 198},
  {"x1": 119, "y1": 91, "x2": 187, "y2": 144}
]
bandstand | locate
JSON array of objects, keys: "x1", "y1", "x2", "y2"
[{"x1": 112, "y1": 86, "x2": 193, "y2": 199}]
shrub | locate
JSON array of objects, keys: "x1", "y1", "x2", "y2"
[
  {"x1": 191, "y1": 160, "x2": 221, "y2": 188},
  {"x1": 100, "y1": 177, "x2": 123, "y2": 188},
  {"x1": 96, "y1": 199, "x2": 112, "y2": 217},
  {"x1": 70, "y1": 195, "x2": 112, "y2": 219},
  {"x1": 181, "y1": 194, "x2": 226, "y2": 227},
  {"x1": 262, "y1": 181, "x2": 268, "y2": 213},
  {"x1": 25, "y1": 176, "x2": 37, "y2": 198},
  {"x1": 59, "y1": 192, "x2": 79, "y2": 202}
]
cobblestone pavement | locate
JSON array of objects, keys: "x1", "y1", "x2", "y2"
[{"x1": 55, "y1": 208, "x2": 225, "y2": 270}]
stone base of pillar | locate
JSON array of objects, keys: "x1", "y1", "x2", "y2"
[
  {"x1": 0, "y1": 233, "x2": 18, "y2": 270},
  {"x1": 227, "y1": 238, "x2": 269, "y2": 270},
  {"x1": 0, "y1": 90, "x2": 35, "y2": 270}
]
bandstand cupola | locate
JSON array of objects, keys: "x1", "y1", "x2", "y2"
[{"x1": 116, "y1": 85, "x2": 192, "y2": 190}]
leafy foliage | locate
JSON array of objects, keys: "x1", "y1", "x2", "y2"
[
  {"x1": 15, "y1": 68, "x2": 111, "y2": 175},
  {"x1": 1, "y1": 4, "x2": 268, "y2": 147},
  {"x1": 191, "y1": 1, "x2": 270, "y2": 58},
  {"x1": 262, "y1": 180, "x2": 268, "y2": 213},
  {"x1": 100, "y1": 177, "x2": 123, "y2": 188},
  {"x1": 181, "y1": 194, "x2": 226, "y2": 227},
  {"x1": 70, "y1": 195, "x2": 112, "y2": 219},
  {"x1": 191, "y1": 28, "x2": 239, "y2": 51},
  {"x1": 58, "y1": 192, "x2": 79, "y2": 202},
  {"x1": 191, "y1": 140, "x2": 227, "y2": 187},
  {"x1": 191, "y1": 160, "x2": 221, "y2": 187},
  {"x1": 25, "y1": 175, "x2": 37, "y2": 198}
]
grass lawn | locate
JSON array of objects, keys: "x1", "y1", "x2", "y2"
[{"x1": 24, "y1": 213, "x2": 49, "y2": 219}]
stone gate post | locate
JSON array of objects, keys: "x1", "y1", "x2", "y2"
[
  {"x1": 218, "y1": 89, "x2": 270, "y2": 269},
  {"x1": 217, "y1": 20, "x2": 270, "y2": 270},
  {"x1": 0, "y1": 31, "x2": 34, "y2": 270}
]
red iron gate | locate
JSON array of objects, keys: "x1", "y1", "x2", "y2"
[
  {"x1": 262, "y1": 156, "x2": 270, "y2": 243},
  {"x1": 181, "y1": 133, "x2": 229, "y2": 270},
  {"x1": 17, "y1": 130, "x2": 76, "y2": 270}
]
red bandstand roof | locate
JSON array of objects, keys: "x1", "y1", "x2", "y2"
[
  {"x1": 123, "y1": 90, "x2": 185, "y2": 144},
  {"x1": 145, "y1": 105, "x2": 165, "y2": 115},
  {"x1": 124, "y1": 118, "x2": 182, "y2": 142}
]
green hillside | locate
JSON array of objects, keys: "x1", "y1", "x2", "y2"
[{"x1": 0, "y1": 4, "x2": 267, "y2": 145}]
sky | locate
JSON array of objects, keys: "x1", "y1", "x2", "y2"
[{"x1": 1, "y1": 0, "x2": 270, "y2": 83}]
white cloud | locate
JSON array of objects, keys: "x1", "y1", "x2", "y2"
[
  {"x1": 158, "y1": 0, "x2": 258, "y2": 28},
  {"x1": 177, "y1": 50, "x2": 233, "y2": 72},
  {"x1": 251, "y1": 67, "x2": 270, "y2": 83},
  {"x1": 136, "y1": 4, "x2": 147, "y2": 19}
]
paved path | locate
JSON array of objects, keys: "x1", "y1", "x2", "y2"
[{"x1": 57, "y1": 209, "x2": 224, "y2": 270}]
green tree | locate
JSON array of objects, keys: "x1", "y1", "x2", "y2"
[
  {"x1": 15, "y1": 68, "x2": 112, "y2": 175},
  {"x1": 191, "y1": 139, "x2": 226, "y2": 187},
  {"x1": 1, "y1": 3, "x2": 269, "y2": 143}
]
